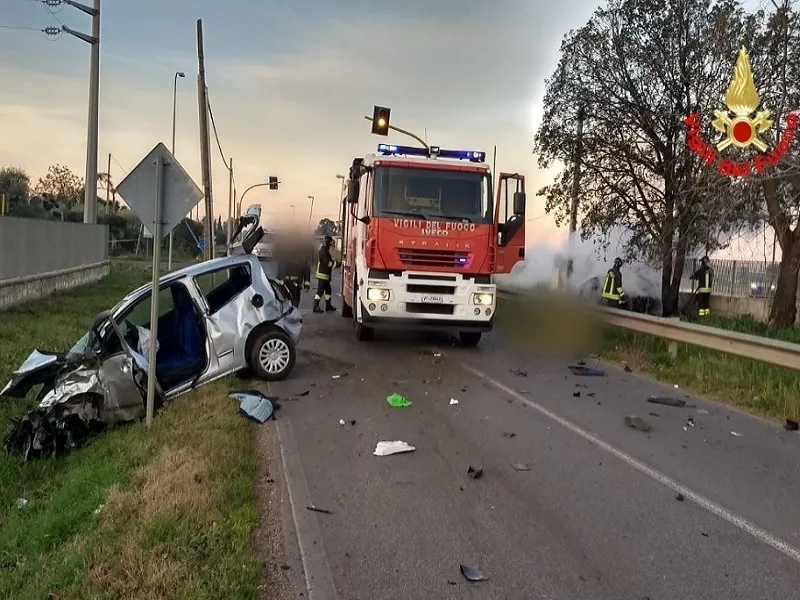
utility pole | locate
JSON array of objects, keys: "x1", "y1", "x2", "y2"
[
  {"x1": 227, "y1": 157, "x2": 234, "y2": 247},
  {"x1": 567, "y1": 105, "x2": 585, "y2": 279},
  {"x1": 105, "y1": 152, "x2": 111, "y2": 216},
  {"x1": 196, "y1": 19, "x2": 214, "y2": 261},
  {"x1": 307, "y1": 195, "x2": 315, "y2": 231},
  {"x1": 60, "y1": 0, "x2": 101, "y2": 224}
]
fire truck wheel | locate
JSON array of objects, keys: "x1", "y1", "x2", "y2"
[
  {"x1": 458, "y1": 332, "x2": 482, "y2": 346},
  {"x1": 355, "y1": 319, "x2": 374, "y2": 341}
]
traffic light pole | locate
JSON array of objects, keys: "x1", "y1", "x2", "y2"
[{"x1": 362, "y1": 116, "x2": 429, "y2": 151}]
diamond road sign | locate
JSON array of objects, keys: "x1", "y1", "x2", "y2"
[{"x1": 116, "y1": 142, "x2": 203, "y2": 238}]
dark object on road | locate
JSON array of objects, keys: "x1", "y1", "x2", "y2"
[
  {"x1": 510, "y1": 368, "x2": 528, "y2": 377},
  {"x1": 568, "y1": 365, "x2": 606, "y2": 377},
  {"x1": 349, "y1": 419, "x2": 356, "y2": 426},
  {"x1": 686, "y1": 417, "x2": 695, "y2": 428},
  {"x1": 647, "y1": 396, "x2": 686, "y2": 408},
  {"x1": 296, "y1": 389, "x2": 310, "y2": 397},
  {"x1": 502, "y1": 432, "x2": 516, "y2": 438},
  {"x1": 784, "y1": 419, "x2": 799, "y2": 431},
  {"x1": 467, "y1": 465, "x2": 483, "y2": 479},
  {"x1": 511, "y1": 463, "x2": 531, "y2": 471},
  {"x1": 624, "y1": 365, "x2": 633, "y2": 373},
  {"x1": 306, "y1": 505, "x2": 332, "y2": 515},
  {"x1": 588, "y1": 392, "x2": 596, "y2": 397},
  {"x1": 649, "y1": 412, "x2": 660, "y2": 417},
  {"x1": 676, "y1": 493, "x2": 685, "y2": 502},
  {"x1": 460, "y1": 565, "x2": 487, "y2": 582},
  {"x1": 573, "y1": 391, "x2": 581, "y2": 398},
  {"x1": 577, "y1": 360, "x2": 586, "y2": 366},
  {"x1": 624, "y1": 415, "x2": 651, "y2": 432},
  {"x1": 280, "y1": 564, "x2": 291, "y2": 571}
]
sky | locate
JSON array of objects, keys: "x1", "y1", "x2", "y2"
[
  {"x1": 0, "y1": 0, "x2": 603, "y2": 244},
  {"x1": 0, "y1": 0, "x2": 776, "y2": 261}
]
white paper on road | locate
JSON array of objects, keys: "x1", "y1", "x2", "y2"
[
  {"x1": 374, "y1": 441, "x2": 416, "y2": 456},
  {"x1": 450, "y1": 398, "x2": 459, "y2": 405}
]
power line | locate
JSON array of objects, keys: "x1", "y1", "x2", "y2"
[{"x1": 206, "y1": 89, "x2": 231, "y2": 171}]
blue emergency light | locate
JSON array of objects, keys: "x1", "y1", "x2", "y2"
[{"x1": 377, "y1": 144, "x2": 486, "y2": 163}]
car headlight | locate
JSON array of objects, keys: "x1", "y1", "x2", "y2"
[
  {"x1": 367, "y1": 287, "x2": 390, "y2": 301},
  {"x1": 472, "y1": 292, "x2": 494, "y2": 305}
]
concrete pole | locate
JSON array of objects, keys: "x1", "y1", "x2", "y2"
[
  {"x1": 196, "y1": 19, "x2": 214, "y2": 260},
  {"x1": 227, "y1": 157, "x2": 234, "y2": 247},
  {"x1": 82, "y1": 0, "x2": 101, "y2": 224}
]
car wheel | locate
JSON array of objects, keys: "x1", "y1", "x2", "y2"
[
  {"x1": 458, "y1": 332, "x2": 482, "y2": 346},
  {"x1": 249, "y1": 328, "x2": 296, "y2": 381}
]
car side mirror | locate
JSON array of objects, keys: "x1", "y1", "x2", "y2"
[
  {"x1": 359, "y1": 215, "x2": 371, "y2": 225},
  {"x1": 347, "y1": 181, "x2": 359, "y2": 204},
  {"x1": 513, "y1": 191, "x2": 526, "y2": 216}
]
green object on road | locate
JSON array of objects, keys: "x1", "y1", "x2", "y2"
[{"x1": 387, "y1": 393, "x2": 411, "y2": 408}]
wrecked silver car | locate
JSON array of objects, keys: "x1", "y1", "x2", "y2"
[{"x1": 2, "y1": 212, "x2": 302, "y2": 460}]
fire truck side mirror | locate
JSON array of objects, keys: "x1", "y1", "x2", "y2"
[
  {"x1": 513, "y1": 191, "x2": 526, "y2": 216},
  {"x1": 347, "y1": 181, "x2": 359, "y2": 204}
]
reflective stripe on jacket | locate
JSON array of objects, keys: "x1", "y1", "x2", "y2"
[
  {"x1": 315, "y1": 245, "x2": 333, "y2": 280},
  {"x1": 601, "y1": 269, "x2": 624, "y2": 301}
]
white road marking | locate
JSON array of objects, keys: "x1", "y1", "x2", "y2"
[{"x1": 461, "y1": 362, "x2": 800, "y2": 565}]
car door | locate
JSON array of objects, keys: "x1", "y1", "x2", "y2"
[{"x1": 192, "y1": 262, "x2": 258, "y2": 374}]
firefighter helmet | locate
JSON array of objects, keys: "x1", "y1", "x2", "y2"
[
  {"x1": 324, "y1": 235, "x2": 333, "y2": 247},
  {"x1": 613, "y1": 257, "x2": 623, "y2": 269},
  {"x1": 701, "y1": 255, "x2": 710, "y2": 265}
]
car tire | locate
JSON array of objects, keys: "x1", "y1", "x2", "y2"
[
  {"x1": 458, "y1": 332, "x2": 482, "y2": 346},
  {"x1": 249, "y1": 327, "x2": 296, "y2": 381}
]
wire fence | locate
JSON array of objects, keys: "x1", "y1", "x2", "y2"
[{"x1": 678, "y1": 257, "x2": 791, "y2": 298}]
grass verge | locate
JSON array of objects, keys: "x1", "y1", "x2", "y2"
[
  {"x1": 599, "y1": 313, "x2": 800, "y2": 422},
  {"x1": 0, "y1": 264, "x2": 261, "y2": 600}
]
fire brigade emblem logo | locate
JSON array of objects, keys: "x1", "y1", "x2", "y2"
[
  {"x1": 711, "y1": 46, "x2": 772, "y2": 152},
  {"x1": 683, "y1": 45, "x2": 798, "y2": 178}
]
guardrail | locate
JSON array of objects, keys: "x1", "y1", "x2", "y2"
[{"x1": 497, "y1": 289, "x2": 800, "y2": 372}]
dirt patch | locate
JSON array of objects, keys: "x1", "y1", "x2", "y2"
[
  {"x1": 254, "y1": 424, "x2": 298, "y2": 600},
  {"x1": 608, "y1": 346, "x2": 649, "y2": 373}
]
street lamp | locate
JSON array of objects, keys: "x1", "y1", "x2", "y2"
[
  {"x1": 307, "y1": 195, "x2": 315, "y2": 231},
  {"x1": 168, "y1": 70, "x2": 185, "y2": 271}
]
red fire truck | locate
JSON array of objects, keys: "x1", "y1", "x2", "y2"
[{"x1": 339, "y1": 143, "x2": 527, "y2": 345}]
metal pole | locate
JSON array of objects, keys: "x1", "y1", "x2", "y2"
[
  {"x1": 82, "y1": 0, "x2": 101, "y2": 224},
  {"x1": 169, "y1": 71, "x2": 184, "y2": 270},
  {"x1": 307, "y1": 195, "x2": 315, "y2": 231},
  {"x1": 567, "y1": 105, "x2": 585, "y2": 278},
  {"x1": 146, "y1": 155, "x2": 165, "y2": 428},
  {"x1": 362, "y1": 115, "x2": 429, "y2": 150},
  {"x1": 105, "y1": 152, "x2": 111, "y2": 216},
  {"x1": 227, "y1": 157, "x2": 234, "y2": 247}
]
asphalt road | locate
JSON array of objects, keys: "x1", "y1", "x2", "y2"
[{"x1": 257, "y1": 272, "x2": 800, "y2": 600}]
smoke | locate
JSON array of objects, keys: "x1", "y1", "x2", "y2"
[{"x1": 498, "y1": 227, "x2": 662, "y2": 299}]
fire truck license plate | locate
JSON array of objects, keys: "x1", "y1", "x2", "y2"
[{"x1": 420, "y1": 295, "x2": 443, "y2": 303}]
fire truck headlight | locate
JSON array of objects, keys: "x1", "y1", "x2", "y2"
[
  {"x1": 472, "y1": 293, "x2": 494, "y2": 306},
  {"x1": 367, "y1": 287, "x2": 390, "y2": 302}
]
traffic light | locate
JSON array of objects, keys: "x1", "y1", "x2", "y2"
[
  {"x1": 269, "y1": 176, "x2": 278, "y2": 190},
  {"x1": 371, "y1": 105, "x2": 391, "y2": 136}
]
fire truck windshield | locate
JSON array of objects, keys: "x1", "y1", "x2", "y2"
[{"x1": 372, "y1": 166, "x2": 492, "y2": 224}]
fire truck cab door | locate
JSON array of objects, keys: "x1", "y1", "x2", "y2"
[{"x1": 494, "y1": 173, "x2": 526, "y2": 274}]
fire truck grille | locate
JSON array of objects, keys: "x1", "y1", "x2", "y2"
[{"x1": 397, "y1": 249, "x2": 470, "y2": 268}]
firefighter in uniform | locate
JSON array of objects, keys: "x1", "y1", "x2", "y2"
[
  {"x1": 691, "y1": 255, "x2": 714, "y2": 317},
  {"x1": 601, "y1": 257, "x2": 625, "y2": 307},
  {"x1": 276, "y1": 239, "x2": 311, "y2": 308},
  {"x1": 313, "y1": 235, "x2": 336, "y2": 313}
]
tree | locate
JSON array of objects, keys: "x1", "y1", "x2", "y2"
[
  {"x1": 97, "y1": 171, "x2": 117, "y2": 215},
  {"x1": 0, "y1": 166, "x2": 30, "y2": 205},
  {"x1": 315, "y1": 218, "x2": 337, "y2": 237},
  {"x1": 534, "y1": 0, "x2": 763, "y2": 315},
  {"x1": 745, "y1": 1, "x2": 800, "y2": 327},
  {"x1": 34, "y1": 164, "x2": 84, "y2": 221}
]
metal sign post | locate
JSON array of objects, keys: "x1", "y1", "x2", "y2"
[{"x1": 145, "y1": 155, "x2": 165, "y2": 427}]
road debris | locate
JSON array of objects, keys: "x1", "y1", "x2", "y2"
[
  {"x1": 624, "y1": 415, "x2": 651, "y2": 432},
  {"x1": 14, "y1": 498, "x2": 28, "y2": 509},
  {"x1": 306, "y1": 505, "x2": 333, "y2": 515},
  {"x1": 649, "y1": 412, "x2": 660, "y2": 417},
  {"x1": 697, "y1": 409, "x2": 711, "y2": 415},
  {"x1": 647, "y1": 396, "x2": 686, "y2": 408},
  {"x1": 685, "y1": 417, "x2": 695, "y2": 428},
  {"x1": 784, "y1": 419, "x2": 799, "y2": 431},
  {"x1": 515, "y1": 388, "x2": 529, "y2": 394},
  {"x1": 510, "y1": 368, "x2": 528, "y2": 377},
  {"x1": 460, "y1": 565, "x2": 487, "y2": 582},
  {"x1": 511, "y1": 463, "x2": 531, "y2": 471},
  {"x1": 434, "y1": 352, "x2": 442, "y2": 357},
  {"x1": 676, "y1": 493, "x2": 685, "y2": 502},
  {"x1": 573, "y1": 391, "x2": 581, "y2": 398},
  {"x1": 624, "y1": 365, "x2": 633, "y2": 373},
  {"x1": 339, "y1": 419, "x2": 346, "y2": 426},
  {"x1": 731, "y1": 431, "x2": 743, "y2": 437},
  {"x1": 386, "y1": 393, "x2": 412, "y2": 408},
  {"x1": 296, "y1": 390, "x2": 310, "y2": 397},
  {"x1": 450, "y1": 398, "x2": 459, "y2": 405},
  {"x1": 502, "y1": 432, "x2": 516, "y2": 438},
  {"x1": 232, "y1": 391, "x2": 278, "y2": 423},
  {"x1": 467, "y1": 465, "x2": 484, "y2": 479},
  {"x1": 568, "y1": 365, "x2": 606, "y2": 377},
  {"x1": 331, "y1": 373, "x2": 349, "y2": 379},
  {"x1": 374, "y1": 441, "x2": 416, "y2": 456}
]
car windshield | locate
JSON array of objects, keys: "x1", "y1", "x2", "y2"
[{"x1": 372, "y1": 166, "x2": 492, "y2": 224}]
